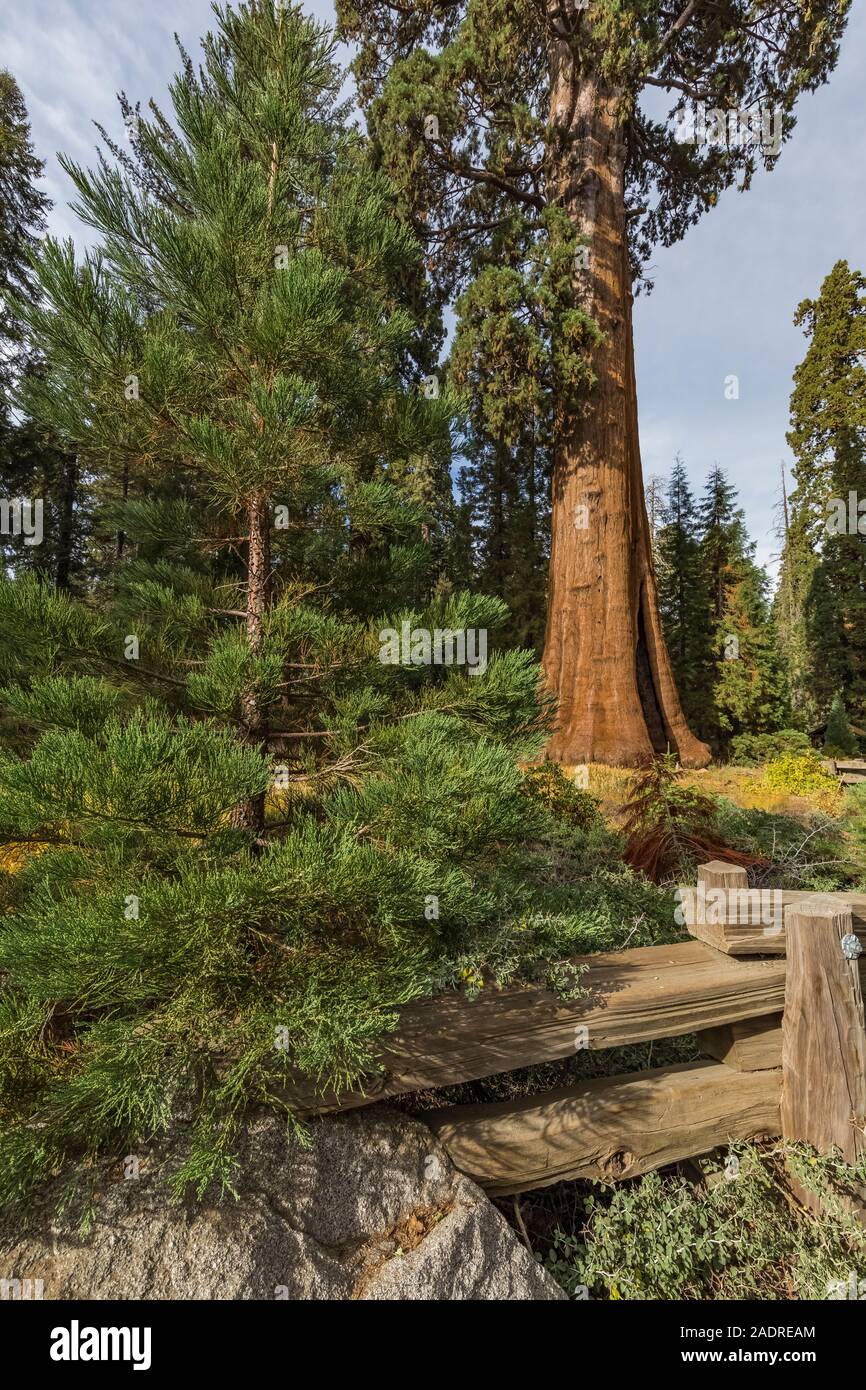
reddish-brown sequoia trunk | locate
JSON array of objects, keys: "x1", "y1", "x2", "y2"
[{"x1": 542, "y1": 32, "x2": 710, "y2": 768}]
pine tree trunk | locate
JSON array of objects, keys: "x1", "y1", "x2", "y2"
[
  {"x1": 115, "y1": 460, "x2": 129, "y2": 560},
  {"x1": 54, "y1": 451, "x2": 77, "y2": 592},
  {"x1": 542, "y1": 40, "x2": 710, "y2": 768},
  {"x1": 232, "y1": 488, "x2": 271, "y2": 832}
]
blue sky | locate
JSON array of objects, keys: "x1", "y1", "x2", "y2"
[{"x1": 2, "y1": 0, "x2": 863, "y2": 574}]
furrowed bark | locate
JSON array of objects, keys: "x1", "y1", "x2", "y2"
[{"x1": 541, "y1": 14, "x2": 710, "y2": 768}]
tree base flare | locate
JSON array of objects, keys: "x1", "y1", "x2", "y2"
[{"x1": 544, "y1": 732, "x2": 711, "y2": 771}]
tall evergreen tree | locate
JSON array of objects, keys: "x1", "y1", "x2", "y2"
[
  {"x1": 774, "y1": 493, "x2": 816, "y2": 731},
  {"x1": 823, "y1": 690, "x2": 858, "y2": 757},
  {"x1": 655, "y1": 458, "x2": 707, "y2": 736},
  {"x1": 337, "y1": 0, "x2": 847, "y2": 767},
  {"x1": 712, "y1": 560, "x2": 789, "y2": 743},
  {"x1": 0, "y1": 1, "x2": 648, "y2": 1215},
  {"x1": 781, "y1": 260, "x2": 866, "y2": 727},
  {"x1": 0, "y1": 69, "x2": 86, "y2": 590},
  {"x1": 699, "y1": 466, "x2": 748, "y2": 625},
  {"x1": 656, "y1": 461, "x2": 788, "y2": 748},
  {"x1": 697, "y1": 465, "x2": 788, "y2": 743},
  {"x1": 0, "y1": 70, "x2": 48, "y2": 397},
  {"x1": 451, "y1": 265, "x2": 550, "y2": 650}
]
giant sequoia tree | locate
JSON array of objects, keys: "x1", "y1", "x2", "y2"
[{"x1": 338, "y1": 0, "x2": 849, "y2": 765}]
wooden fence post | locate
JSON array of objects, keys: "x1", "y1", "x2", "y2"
[
  {"x1": 697, "y1": 860, "x2": 748, "y2": 897},
  {"x1": 782, "y1": 897, "x2": 866, "y2": 1213}
]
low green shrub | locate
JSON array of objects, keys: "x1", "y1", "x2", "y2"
[
  {"x1": 762, "y1": 751, "x2": 838, "y2": 797},
  {"x1": 714, "y1": 798, "x2": 855, "y2": 890},
  {"x1": 841, "y1": 784, "x2": 866, "y2": 876},
  {"x1": 520, "y1": 761, "x2": 602, "y2": 830},
  {"x1": 546, "y1": 1143, "x2": 866, "y2": 1300},
  {"x1": 729, "y1": 729, "x2": 811, "y2": 766}
]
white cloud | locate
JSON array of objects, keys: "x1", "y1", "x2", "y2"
[
  {"x1": 4, "y1": 0, "x2": 862, "y2": 578},
  {"x1": 634, "y1": 2, "x2": 866, "y2": 580}
]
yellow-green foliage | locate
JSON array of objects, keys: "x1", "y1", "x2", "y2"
[
  {"x1": 762, "y1": 752, "x2": 838, "y2": 799},
  {"x1": 520, "y1": 761, "x2": 602, "y2": 830}
]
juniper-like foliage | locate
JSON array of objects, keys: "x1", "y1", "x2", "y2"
[{"x1": 0, "y1": 2, "x2": 671, "y2": 1217}]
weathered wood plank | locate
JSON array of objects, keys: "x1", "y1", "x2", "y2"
[
  {"x1": 782, "y1": 900, "x2": 866, "y2": 1199},
  {"x1": 682, "y1": 860, "x2": 786, "y2": 955},
  {"x1": 426, "y1": 1060, "x2": 781, "y2": 1195},
  {"x1": 681, "y1": 867, "x2": 866, "y2": 955},
  {"x1": 698, "y1": 1014, "x2": 782, "y2": 1071},
  {"x1": 747, "y1": 892, "x2": 863, "y2": 914},
  {"x1": 283, "y1": 940, "x2": 786, "y2": 1113}
]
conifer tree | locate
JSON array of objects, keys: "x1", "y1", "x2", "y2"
[
  {"x1": 337, "y1": 0, "x2": 848, "y2": 767},
  {"x1": 451, "y1": 266, "x2": 550, "y2": 650},
  {"x1": 699, "y1": 466, "x2": 748, "y2": 625},
  {"x1": 781, "y1": 260, "x2": 866, "y2": 727},
  {"x1": 697, "y1": 465, "x2": 787, "y2": 743},
  {"x1": 823, "y1": 690, "x2": 858, "y2": 757},
  {"x1": 655, "y1": 458, "x2": 707, "y2": 736},
  {"x1": 655, "y1": 461, "x2": 787, "y2": 748},
  {"x1": 0, "y1": 70, "x2": 85, "y2": 590},
  {"x1": 0, "y1": 71, "x2": 48, "y2": 397},
  {"x1": 712, "y1": 561, "x2": 789, "y2": 743},
  {"x1": 0, "y1": 1, "x2": 669, "y2": 1215},
  {"x1": 774, "y1": 503, "x2": 816, "y2": 731}
]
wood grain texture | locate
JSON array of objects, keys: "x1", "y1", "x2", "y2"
[
  {"x1": 781, "y1": 898, "x2": 866, "y2": 1167},
  {"x1": 682, "y1": 865, "x2": 866, "y2": 955},
  {"x1": 698, "y1": 861, "x2": 749, "y2": 892},
  {"x1": 698, "y1": 1015, "x2": 782, "y2": 1071},
  {"x1": 426, "y1": 1061, "x2": 781, "y2": 1195},
  {"x1": 281, "y1": 941, "x2": 786, "y2": 1114}
]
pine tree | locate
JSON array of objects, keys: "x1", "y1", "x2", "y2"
[
  {"x1": 0, "y1": 417, "x2": 88, "y2": 591},
  {"x1": 699, "y1": 467, "x2": 748, "y2": 625},
  {"x1": 697, "y1": 466, "x2": 788, "y2": 745},
  {"x1": 824, "y1": 691, "x2": 858, "y2": 757},
  {"x1": 0, "y1": 70, "x2": 48, "y2": 397},
  {"x1": 655, "y1": 459, "x2": 708, "y2": 736},
  {"x1": 450, "y1": 265, "x2": 551, "y2": 651},
  {"x1": 0, "y1": 70, "x2": 85, "y2": 590},
  {"x1": 774, "y1": 464, "x2": 816, "y2": 731},
  {"x1": 655, "y1": 462, "x2": 788, "y2": 749},
  {"x1": 712, "y1": 561, "x2": 789, "y2": 743},
  {"x1": 782, "y1": 260, "x2": 866, "y2": 728},
  {"x1": 337, "y1": 0, "x2": 847, "y2": 768},
  {"x1": 0, "y1": 2, "x2": 665, "y2": 1216}
]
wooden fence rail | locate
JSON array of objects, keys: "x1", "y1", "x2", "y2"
[
  {"x1": 427, "y1": 1061, "x2": 781, "y2": 1195},
  {"x1": 289, "y1": 862, "x2": 866, "y2": 1200},
  {"x1": 286, "y1": 938, "x2": 785, "y2": 1114}
]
